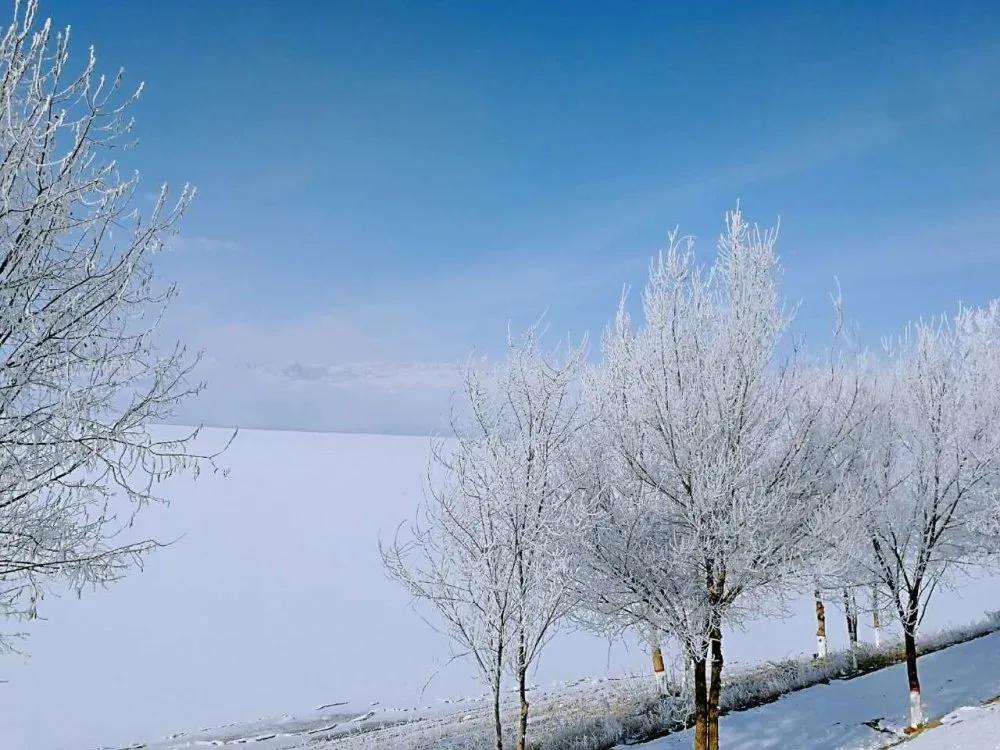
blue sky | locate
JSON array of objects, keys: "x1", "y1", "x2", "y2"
[{"x1": 44, "y1": 1, "x2": 1000, "y2": 433}]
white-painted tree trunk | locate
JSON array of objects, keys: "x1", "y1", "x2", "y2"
[
  {"x1": 814, "y1": 589, "x2": 828, "y2": 659},
  {"x1": 817, "y1": 634, "x2": 828, "y2": 659},
  {"x1": 648, "y1": 626, "x2": 668, "y2": 695},
  {"x1": 909, "y1": 689, "x2": 923, "y2": 728},
  {"x1": 871, "y1": 585, "x2": 883, "y2": 648},
  {"x1": 651, "y1": 645, "x2": 667, "y2": 695}
]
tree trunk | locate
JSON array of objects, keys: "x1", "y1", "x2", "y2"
[
  {"x1": 649, "y1": 625, "x2": 667, "y2": 694},
  {"x1": 843, "y1": 589, "x2": 858, "y2": 670},
  {"x1": 871, "y1": 585, "x2": 882, "y2": 648},
  {"x1": 493, "y1": 637, "x2": 505, "y2": 750},
  {"x1": 683, "y1": 654, "x2": 692, "y2": 693},
  {"x1": 493, "y1": 678, "x2": 504, "y2": 750},
  {"x1": 707, "y1": 623, "x2": 723, "y2": 750},
  {"x1": 515, "y1": 637, "x2": 529, "y2": 750},
  {"x1": 514, "y1": 544, "x2": 529, "y2": 750},
  {"x1": 652, "y1": 644, "x2": 667, "y2": 694},
  {"x1": 814, "y1": 589, "x2": 827, "y2": 660},
  {"x1": 692, "y1": 653, "x2": 709, "y2": 750},
  {"x1": 515, "y1": 667, "x2": 529, "y2": 750},
  {"x1": 904, "y1": 599, "x2": 923, "y2": 728}
]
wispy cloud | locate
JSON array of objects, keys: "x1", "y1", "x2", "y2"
[
  {"x1": 161, "y1": 311, "x2": 468, "y2": 434},
  {"x1": 269, "y1": 361, "x2": 465, "y2": 391}
]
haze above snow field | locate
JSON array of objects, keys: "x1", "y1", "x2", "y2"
[{"x1": 3, "y1": 426, "x2": 998, "y2": 750}]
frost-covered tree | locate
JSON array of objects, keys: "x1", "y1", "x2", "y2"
[
  {"x1": 0, "y1": 0, "x2": 225, "y2": 648},
  {"x1": 566, "y1": 440, "x2": 701, "y2": 693},
  {"x1": 382, "y1": 442, "x2": 514, "y2": 750},
  {"x1": 838, "y1": 302, "x2": 1000, "y2": 727},
  {"x1": 491, "y1": 328, "x2": 586, "y2": 750},
  {"x1": 579, "y1": 209, "x2": 861, "y2": 750},
  {"x1": 383, "y1": 326, "x2": 585, "y2": 750},
  {"x1": 809, "y1": 355, "x2": 889, "y2": 662}
]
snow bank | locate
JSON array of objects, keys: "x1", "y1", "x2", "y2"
[{"x1": 903, "y1": 701, "x2": 1000, "y2": 749}]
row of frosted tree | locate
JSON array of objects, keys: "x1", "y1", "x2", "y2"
[{"x1": 383, "y1": 209, "x2": 1000, "y2": 750}]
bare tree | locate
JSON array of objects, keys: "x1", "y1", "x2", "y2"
[
  {"x1": 838, "y1": 301, "x2": 1000, "y2": 727},
  {"x1": 383, "y1": 326, "x2": 585, "y2": 750},
  {"x1": 0, "y1": 0, "x2": 227, "y2": 648}
]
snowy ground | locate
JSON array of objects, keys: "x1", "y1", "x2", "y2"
[
  {"x1": 64, "y1": 622, "x2": 1000, "y2": 750},
  {"x1": 94, "y1": 674, "x2": 658, "y2": 750},
  {"x1": 628, "y1": 629, "x2": 1000, "y2": 750},
  {"x1": 3, "y1": 427, "x2": 999, "y2": 750},
  {"x1": 903, "y1": 701, "x2": 1000, "y2": 749},
  {"x1": 1, "y1": 428, "x2": 650, "y2": 750}
]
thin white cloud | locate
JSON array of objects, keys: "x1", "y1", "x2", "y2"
[
  {"x1": 161, "y1": 312, "x2": 469, "y2": 434},
  {"x1": 268, "y1": 360, "x2": 466, "y2": 391}
]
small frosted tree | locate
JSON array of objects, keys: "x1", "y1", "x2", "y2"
[
  {"x1": 0, "y1": 0, "x2": 226, "y2": 648},
  {"x1": 382, "y1": 447, "x2": 515, "y2": 750},
  {"x1": 839, "y1": 302, "x2": 1000, "y2": 727},
  {"x1": 383, "y1": 326, "x2": 585, "y2": 750}
]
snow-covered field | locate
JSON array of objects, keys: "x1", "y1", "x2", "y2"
[
  {"x1": 111, "y1": 621, "x2": 1000, "y2": 750},
  {"x1": 2, "y1": 428, "x2": 646, "y2": 750},
  {"x1": 3, "y1": 427, "x2": 999, "y2": 750}
]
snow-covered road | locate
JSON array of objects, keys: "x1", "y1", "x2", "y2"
[{"x1": 627, "y1": 630, "x2": 1000, "y2": 749}]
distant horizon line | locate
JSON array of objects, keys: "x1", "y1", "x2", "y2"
[{"x1": 159, "y1": 418, "x2": 448, "y2": 441}]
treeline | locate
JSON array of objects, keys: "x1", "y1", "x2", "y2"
[{"x1": 383, "y1": 208, "x2": 1000, "y2": 750}]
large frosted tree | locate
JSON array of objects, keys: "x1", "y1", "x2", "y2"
[
  {"x1": 0, "y1": 0, "x2": 223, "y2": 648},
  {"x1": 583, "y1": 209, "x2": 861, "y2": 750}
]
